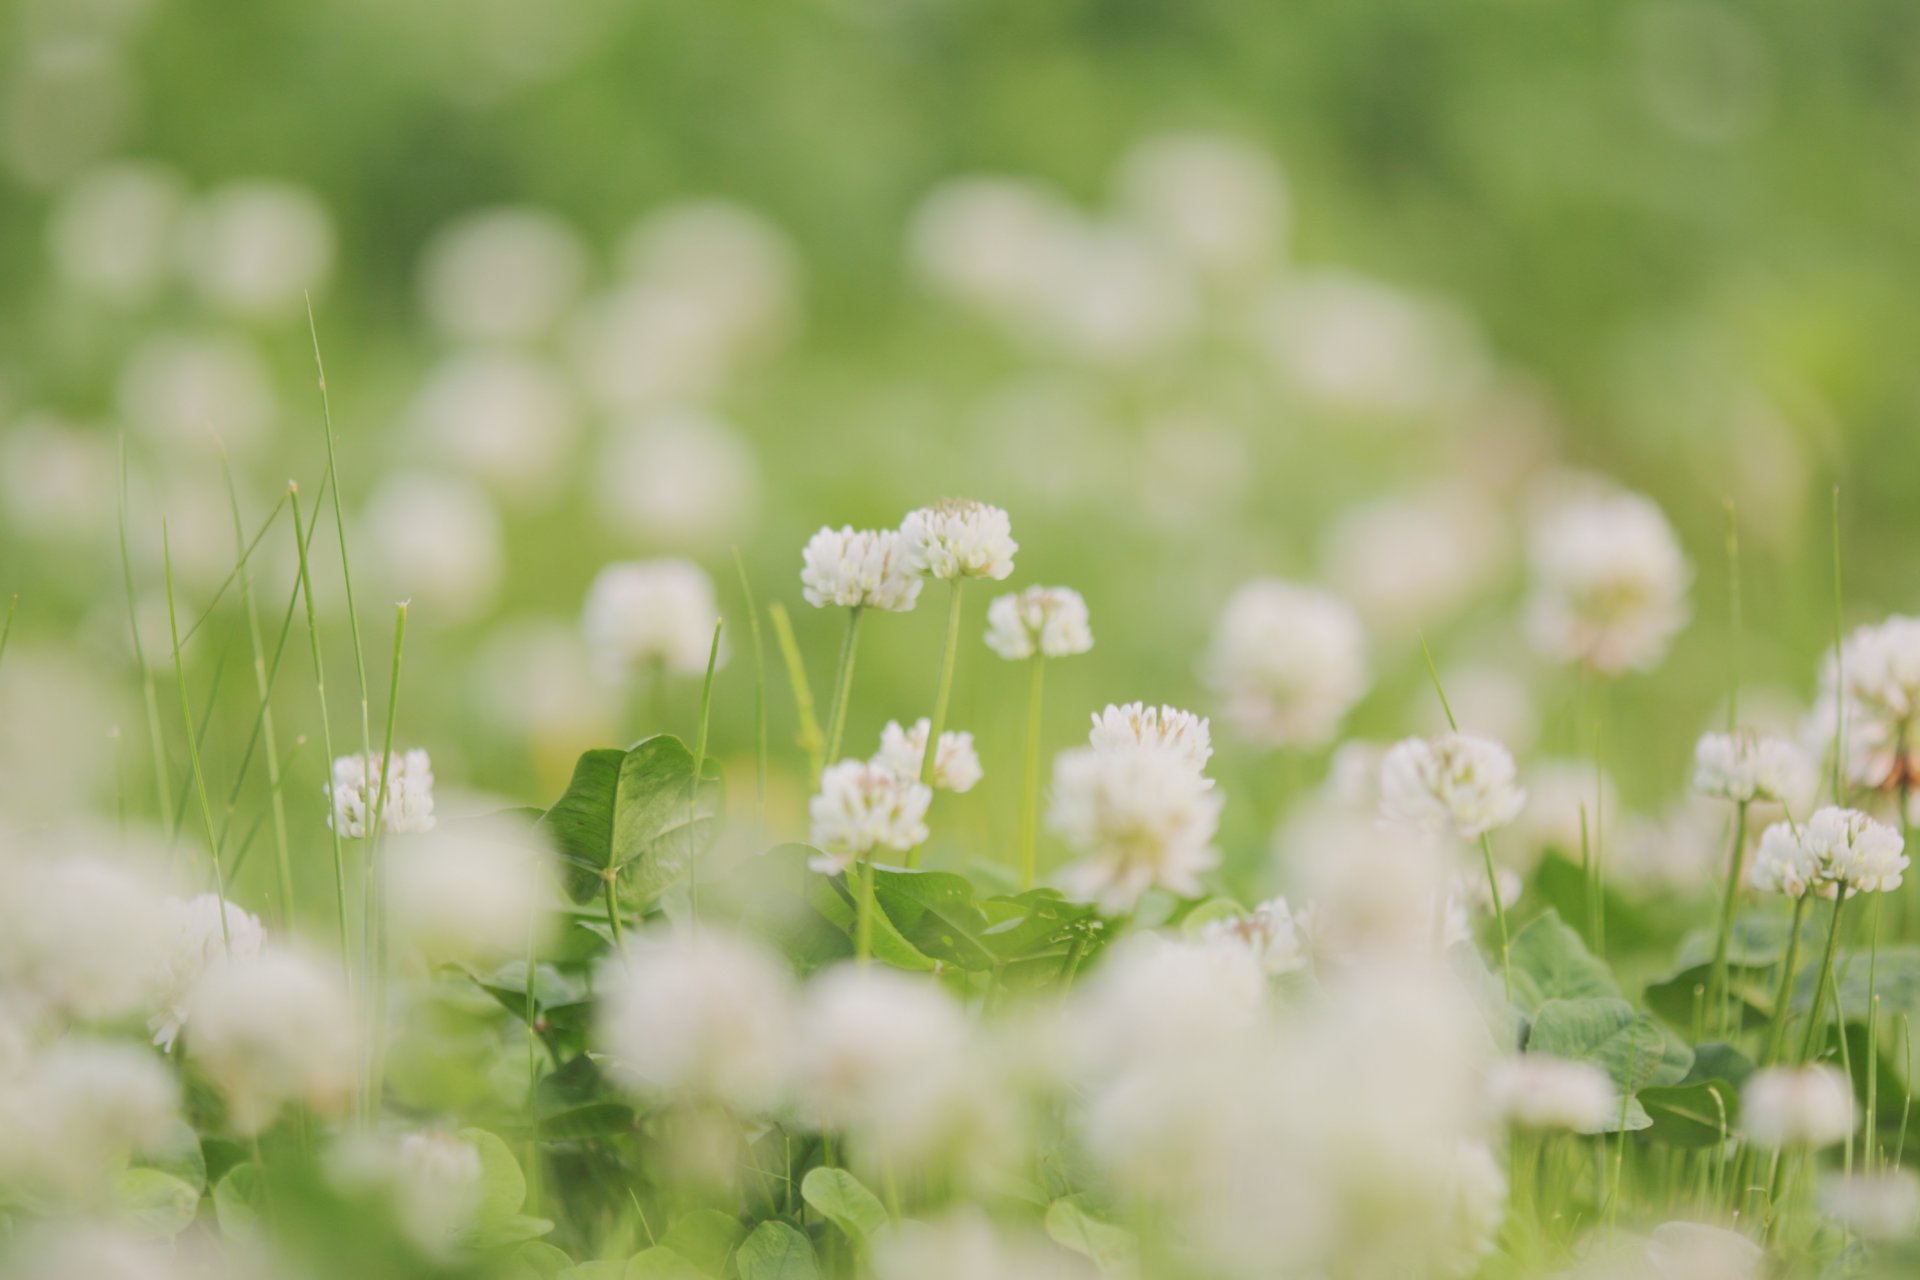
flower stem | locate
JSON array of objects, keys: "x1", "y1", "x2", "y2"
[
  {"x1": 1018, "y1": 653, "x2": 1046, "y2": 889},
  {"x1": 919, "y1": 580, "x2": 965, "y2": 786},
  {"x1": 1800, "y1": 889, "x2": 1850, "y2": 1063},
  {"x1": 823, "y1": 607, "x2": 864, "y2": 766},
  {"x1": 732, "y1": 549, "x2": 768, "y2": 816},
  {"x1": 162, "y1": 523, "x2": 233, "y2": 957},
  {"x1": 362, "y1": 602, "x2": 409, "y2": 1122},
  {"x1": 855, "y1": 855, "x2": 875, "y2": 967},
  {"x1": 769, "y1": 604, "x2": 824, "y2": 780},
  {"x1": 604, "y1": 875, "x2": 625, "y2": 950},
  {"x1": 1708, "y1": 801, "x2": 1750, "y2": 1037},
  {"x1": 1479, "y1": 832, "x2": 1512, "y2": 1002},
  {"x1": 290, "y1": 484, "x2": 353, "y2": 973},
  {"x1": 1763, "y1": 895, "x2": 1810, "y2": 1065}
]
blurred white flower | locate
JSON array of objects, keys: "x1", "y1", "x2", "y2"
[
  {"x1": 984, "y1": 585, "x2": 1092, "y2": 659},
  {"x1": 1509, "y1": 759, "x2": 1616, "y2": 871},
  {"x1": 809, "y1": 759, "x2": 933, "y2": 872},
  {"x1": 1049, "y1": 746, "x2": 1222, "y2": 913},
  {"x1": 1691, "y1": 729, "x2": 1812, "y2": 805},
  {"x1": 391, "y1": 1131, "x2": 484, "y2": 1256},
  {"x1": 1644, "y1": 1222, "x2": 1764, "y2": 1280},
  {"x1": 597, "y1": 929, "x2": 796, "y2": 1113},
  {"x1": 1381, "y1": 732, "x2": 1527, "y2": 841},
  {"x1": 908, "y1": 177, "x2": 1083, "y2": 322},
  {"x1": 1810, "y1": 615, "x2": 1920, "y2": 795},
  {"x1": 468, "y1": 616, "x2": 605, "y2": 744},
  {"x1": 0, "y1": 848, "x2": 174, "y2": 1022},
  {"x1": 1252, "y1": 272, "x2": 1487, "y2": 416},
  {"x1": 417, "y1": 206, "x2": 588, "y2": 342},
  {"x1": 873, "y1": 1213, "x2": 1090, "y2": 1280},
  {"x1": 1321, "y1": 489, "x2": 1505, "y2": 636},
  {"x1": 1487, "y1": 1055, "x2": 1616, "y2": 1132},
  {"x1": 800, "y1": 526, "x2": 923, "y2": 612},
  {"x1": 1444, "y1": 866, "x2": 1521, "y2": 949},
  {"x1": 185, "y1": 945, "x2": 357, "y2": 1133},
  {"x1": 1088, "y1": 702, "x2": 1213, "y2": 779},
  {"x1": 116, "y1": 330, "x2": 277, "y2": 456},
  {"x1": 568, "y1": 280, "x2": 752, "y2": 411},
  {"x1": 1819, "y1": 1169, "x2": 1920, "y2": 1240},
  {"x1": 581, "y1": 558, "x2": 723, "y2": 680},
  {"x1": 151, "y1": 893, "x2": 265, "y2": 1051},
  {"x1": 595, "y1": 408, "x2": 760, "y2": 549},
  {"x1": 874, "y1": 718, "x2": 981, "y2": 793},
  {"x1": 4, "y1": 1225, "x2": 202, "y2": 1280},
  {"x1": 0, "y1": 412, "x2": 118, "y2": 546},
  {"x1": 328, "y1": 748, "x2": 437, "y2": 838},
  {"x1": 359, "y1": 470, "x2": 505, "y2": 622},
  {"x1": 1612, "y1": 798, "x2": 1729, "y2": 895},
  {"x1": 385, "y1": 815, "x2": 556, "y2": 965},
  {"x1": 1114, "y1": 132, "x2": 1287, "y2": 282},
  {"x1": 1445, "y1": 1141, "x2": 1509, "y2": 1276},
  {"x1": 177, "y1": 180, "x2": 334, "y2": 318},
  {"x1": 900, "y1": 498, "x2": 1017, "y2": 581},
  {"x1": 1204, "y1": 580, "x2": 1368, "y2": 749},
  {"x1": 404, "y1": 350, "x2": 579, "y2": 502},
  {"x1": 1042, "y1": 225, "x2": 1198, "y2": 365},
  {"x1": 0, "y1": 1039, "x2": 181, "y2": 1202},
  {"x1": 1068, "y1": 934, "x2": 1267, "y2": 1080},
  {"x1": 1201, "y1": 896, "x2": 1313, "y2": 976},
  {"x1": 1525, "y1": 485, "x2": 1690, "y2": 675},
  {"x1": 1749, "y1": 806, "x2": 1906, "y2": 899},
  {"x1": 1742, "y1": 1065, "x2": 1856, "y2": 1148},
  {"x1": 47, "y1": 160, "x2": 188, "y2": 305},
  {"x1": 617, "y1": 199, "x2": 799, "y2": 355},
  {"x1": 1422, "y1": 660, "x2": 1538, "y2": 756},
  {"x1": 1285, "y1": 813, "x2": 1454, "y2": 965}
]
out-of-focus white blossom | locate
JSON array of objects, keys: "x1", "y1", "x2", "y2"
[
  {"x1": 47, "y1": 160, "x2": 188, "y2": 305},
  {"x1": 1612, "y1": 799, "x2": 1728, "y2": 895},
  {"x1": 900, "y1": 498, "x2": 1017, "y2": 581},
  {"x1": 1643, "y1": 1222, "x2": 1764, "y2": 1280},
  {"x1": 581, "y1": 559, "x2": 723, "y2": 680},
  {"x1": 1088, "y1": 702, "x2": 1213, "y2": 779},
  {"x1": 1114, "y1": 132, "x2": 1287, "y2": 281},
  {"x1": 1488, "y1": 1055, "x2": 1616, "y2": 1132},
  {"x1": 184, "y1": 945, "x2": 357, "y2": 1134},
  {"x1": 1203, "y1": 580, "x2": 1367, "y2": 749},
  {"x1": 595, "y1": 409, "x2": 760, "y2": 550},
  {"x1": 1749, "y1": 806, "x2": 1906, "y2": 899},
  {"x1": 151, "y1": 894, "x2": 264, "y2": 1051},
  {"x1": 984, "y1": 585, "x2": 1092, "y2": 659},
  {"x1": 1742, "y1": 1065, "x2": 1856, "y2": 1148},
  {"x1": 4, "y1": 1225, "x2": 208, "y2": 1280},
  {"x1": 872, "y1": 1213, "x2": 1091, "y2": 1280},
  {"x1": 808, "y1": 759, "x2": 933, "y2": 873},
  {"x1": 1201, "y1": 897, "x2": 1313, "y2": 976},
  {"x1": 329, "y1": 1130, "x2": 485, "y2": 1259},
  {"x1": 873, "y1": 718, "x2": 981, "y2": 793},
  {"x1": 1819, "y1": 1169, "x2": 1920, "y2": 1240},
  {"x1": 616, "y1": 200, "x2": 799, "y2": 356},
  {"x1": 1041, "y1": 225, "x2": 1198, "y2": 365},
  {"x1": 385, "y1": 815, "x2": 556, "y2": 965},
  {"x1": 0, "y1": 848, "x2": 175, "y2": 1022},
  {"x1": 800, "y1": 526, "x2": 924, "y2": 612},
  {"x1": 1322, "y1": 490, "x2": 1505, "y2": 636},
  {"x1": 328, "y1": 748, "x2": 437, "y2": 838},
  {"x1": 0, "y1": 413, "x2": 119, "y2": 547},
  {"x1": 1421, "y1": 661, "x2": 1538, "y2": 757},
  {"x1": 417, "y1": 208, "x2": 588, "y2": 343},
  {"x1": 1525, "y1": 485, "x2": 1691, "y2": 675},
  {"x1": 177, "y1": 180, "x2": 334, "y2": 318},
  {"x1": 1252, "y1": 272, "x2": 1487, "y2": 416},
  {"x1": 117, "y1": 330, "x2": 277, "y2": 456},
  {"x1": 1285, "y1": 813, "x2": 1454, "y2": 965},
  {"x1": 1445, "y1": 1141, "x2": 1509, "y2": 1277},
  {"x1": 404, "y1": 350, "x2": 578, "y2": 502},
  {"x1": 1810, "y1": 615, "x2": 1920, "y2": 795},
  {"x1": 597, "y1": 929, "x2": 795, "y2": 1113},
  {"x1": 0, "y1": 1039, "x2": 181, "y2": 1201},
  {"x1": 908, "y1": 177, "x2": 1083, "y2": 322},
  {"x1": 1049, "y1": 746, "x2": 1221, "y2": 913},
  {"x1": 1444, "y1": 867, "x2": 1522, "y2": 949},
  {"x1": 359, "y1": 471, "x2": 504, "y2": 622},
  {"x1": 1381, "y1": 732, "x2": 1527, "y2": 841},
  {"x1": 1691, "y1": 729, "x2": 1812, "y2": 805},
  {"x1": 1508, "y1": 760, "x2": 1616, "y2": 872}
]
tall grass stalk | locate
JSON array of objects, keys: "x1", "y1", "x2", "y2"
[
  {"x1": 1018, "y1": 653, "x2": 1046, "y2": 888},
  {"x1": 120, "y1": 441, "x2": 175, "y2": 832},
  {"x1": 362, "y1": 601, "x2": 409, "y2": 1119},
  {"x1": 1799, "y1": 889, "x2": 1850, "y2": 1063},
  {"x1": 162, "y1": 523, "x2": 233, "y2": 955},
  {"x1": 1707, "y1": 801, "x2": 1749, "y2": 1038},
  {"x1": 1762, "y1": 895, "x2": 1810, "y2": 1066},
  {"x1": 769, "y1": 603, "x2": 824, "y2": 779},
  {"x1": 732, "y1": 550, "x2": 768, "y2": 815},
  {"x1": 918, "y1": 581, "x2": 965, "y2": 786},
  {"x1": 305, "y1": 301, "x2": 375, "y2": 770},
  {"x1": 690, "y1": 617, "x2": 723, "y2": 929},
  {"x1": 290, "y1": 482, "x2": 353, "y2": 971},
  {"x1": 823, "y1": 608, "x2": 864, "y2": 766}
]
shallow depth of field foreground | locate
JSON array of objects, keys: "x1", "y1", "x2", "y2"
[{"x1": 13, "y1": 4, "x2": 1920, "y2": 1280}]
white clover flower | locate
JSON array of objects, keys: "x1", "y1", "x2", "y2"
[
  {"x1": 416, "y1": 206, "x2": 588, "y2": 343},
  {"x1": 1201, "y1": 896, "x2": 1313, "y2": 976},
  {"x1": 392, "y1": 1131, "x2": 485, "y2": 1256},
  {"x1": 596, "y1": 929, "x2": 796, "y2": 1113},
  {"x1": 900, "y1": 498, "x2": 1018, "y2": 581},
  {"x1": 1445, "y1": 1141, "x2": 1509, "y2": 1277},
  {"x1": 1525, "y1": 486, "x2": 1691, "y2": 675},
  {"x1": 404, "y1": 350, "x2": 579, "y2": 502},
  {"x1": 1742, "y1": 1065, "x2": 1856, "y2": 1148},
  {"x1": 597, "y1": 409, "x2": 760, "y2": 551},
  {"x1": 1089, "y1": 701, "x2": 1213, "y2": 779},
  {"x1": 1691, "y1": 730, "x2": 1812, "y2": 805},
  {"x1": 983, "y1": 585, "x2": 1092, "y2": 659},
  {"x1": 1048, "y1": 746, "x2": 1222, "y2": 913},
  {"x1": 907, "y1": 177, "x2": 1083, "y2": 321},
  {"x1": 581, "y1": 558, "x2": 724, "y2": 680},
  {"x1": 359, "y1": 470, "x2": 505, "y2": 622},
  {"x1": 328, "y1": 748, "x2": 436, "y2": 838},
  {"x1": 1644, "y1": 1222, "x2": 1765, "y2": 1280},
  {"x1": 1114, "y1": 132, "x2": 1288, "y2": 281},
  {"x1": 1811, "y1": 615, "x2": 1920, "y2": 793},
  {"x1": 873, "y1": 718, "x2": 982, "y2": 793},
  {"x1": 177, "y1": 180, "x2": 335, "y2": 318},
  {"x1": 150, "y1": 894, "x2": 265, "y2": 1052},
  {"x1": 0, "y1": 849, "x2": 175, "y2": 1024},
  {"x1": 183, "y1": 946, "x2": 357, "y2": 1135},
  {"x1": 799, "y1": 526, "x2": 924, "y2": 612},
  {"x1": 873, "y1": 1213, "x2": 1089, "y2": 1280},
  {"x1": 1381, "y1": 733, "x2": 1527, "y2": 841},
  {"x1": 117, "y1": 330, "x2": 278, "y2": 456},
  {"x1": 0, "y1": 1040, "x2": 182, "y2": 1202},
  {"x1": 384, "y1": 816, "x2": 557, "y2": 965},
  {"x1": 1750, "y1": 806, "x2": 1907, "y2": 900},
  {"x1": 808, "y1": 759, "x2": 934, "y2": 873},
  {"x1": 1819, "y1": 1169, "x2": 1920, "y2": 1240},
  {"x1": 48, "y1": 160, "x2": 189, "y2": 306},
  {"x1": 1443, "y1": 867, "x2": 1522, "y2": 950},
  {"x1": 1203, "y1": 579, "x2": 1368, "y2": 749},
  {"x1": 1321, "y1": 489, "x2": 1505, "y2": 637},
  {"x1": 1286, "y1": 814, "x2": 1453, "y2": 965},
  {"x1": 1487, "y1": 1055, "x2": 1616, "y2": 1133}
]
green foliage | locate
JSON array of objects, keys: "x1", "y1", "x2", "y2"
[
  {"x1": 1044, "y1": 1198, "x2": 1137, "y2": 1274},
  {"x1": 463, "y1": 1127, "x2": 557, "y2": 1247},
  {"x1": 540, "y1": 737, "x2": 724, "y2": 909},
  {"x1": 735, "y1": 1222, "x2": 819, "y2": 1280},
  {"x1": 213, "y1": 1163, "x2": 267, "y2": 1241},
  {"x1": 115, "y1": 1167, "x2": 202, "y2": 1238},
  {"x1": 799, "y1": 1168, "x2": 888, "y2": 1249},
  {"x1": 1508, "y1": 910, "x2": 1622, "y2": 1014}
]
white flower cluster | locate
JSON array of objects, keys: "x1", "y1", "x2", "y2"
[
  {"x1": 1088, "y1": 701, "x2": 1213, "y2": 778},
  {"x1": 581, "y1": 558, "x2": 723, "y2": 680},
  {"x1": 808, "y1": 760, "x2": 933, "y2": 873},
  {"x1": 1742, "y1": 1065, "x2": 1857, "y2": 1149},
  {"x1": 1381, "y1": 732, "x2": 1527, "y2": 841},
  {"x1": 1487, "y1": 1055, "x2": 1616, "y2": 1133},
  {"x1": 800, "y1": 526, "x2": 924, "y2": 612},
  {"x1": 1201, "y1": 896, "x2": 1314, "y2": 976},
  {"x1": 1748, "y1": 806, "x2": 1907, "y2": 900},
  {"x1": 150, "y1": 894, "x2": 265, "y2": 1051},
  {"x1": 1812, "y1": 615, "x2": 1920, "y2": 793},
  {"x1": 383, "y1": 815, "x2": 557, "y2": 965},
  {"x1": 1048, "y1": 745, "x2": 1222, "y2": 913},
  {"x1": 1691, "y1": 729, "x2": 1813, "y2": 806},
  {"x1": 1204, "y1": 579, "x2": 1368, "y2": 749},
  {"x1": 873, "y1": 718, "x2": 982, "y2": 793},
  {"x1": 1525, "y1": 486, "x2": 1690, "y2": 675},
  {"x1": 983, "y1": 585, "x2": 1092, "y2": 659},
  {"x1": 900, "y1": 498, "x2": 1018, "y2": 581},
  {"x1": 327, "y1": 748, "x2": 437, "y2": 838},
  {"x1": 184, "y1": 946, "x2": 358, "y2": 1135}
]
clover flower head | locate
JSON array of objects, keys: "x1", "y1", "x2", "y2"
[
  {"x1": 1203, "y1": 579, "x2": 1368, "y2": 749},
  {"x1": 1380, "y1": 732, "x2": 1526, "y2": 840},
  {"x1": 150, "y1": 894, "x2": 265, "y2": 1051},
  {"x1": 1742, "y1": 1065, "x2": 1857, "y2": 1149},
  {"x1": 800, "y1": 526, "x2": 924, "y2": 612},
  {"x1": 1487, "y1": 1055, "x2": 1616, "y2": 1133},
  {"x1": 984, "y1": 585, "x2": 1092, "y2": 659},
  {"x1": 1200, "y1": 896, "x2": 1312, "y2": 975},
  {"x1": 1525, "y1": 486, "x2": 1690, "y2": 675},
  {"x1": 328, "y1": 748, "x2": 436, "y2": 838},
  {"x1": 1691, "y1": 729, "x2": 1812, "y2": 806},
  {"x1": 1750, "y1": 806, "x2": 1907, "y2": 899},
  {"x1": 184, "y1": 946, "x2": 357, "y2": 1135},
  {"x1": 873, "y1": 718, "x2": 982, "y2": 793},
  {"x1": 1049, "y1": 746, "x2": 1222, "y2": 914},
  {"x1": 1088, "y1": 702, "x2": 1213, "y2": 779},
  {"x1": 1812, "y1": 615, "x2": 1920, "y2": 793},
  {"x1": 809, "y1": 760, "x2": 934, "y2": 873},
  {"x1": 900, "y1": 498, "x2": 1017, "y2": 581},
  {"x1": 581, "y1": 558, "x2": 724, "y2": 680}
]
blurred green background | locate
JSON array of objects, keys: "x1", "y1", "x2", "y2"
[{"x1": 3, "y1": 0, "x2": 1917, "y2": 903}]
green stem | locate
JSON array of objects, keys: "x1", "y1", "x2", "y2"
[
  {"x1": 1479, "y1": 832, "x2": 1512, "y2": 1002},
  {"x1": 119, "y1": 441, "x2": 175, "y2": 834},
  {"x1": 690, "y1": 618, "x2": 722, "y2": 928},
  {"x1": 768, "y1": 604, "x2": 824, "y2": 780},
  {"x1": 1800, "y1": 889, "x2": 1850, "y2": 1063},
  {"x1": 919, "y1": 580, "x2": 965, "y2": 786},
  {"x1": 162, "y1": 524, "x2": 233, "y2": 956},
  {"x1": 1019, "y1": 654, "x2": 1046, "y2": 889},
  {"x1": 604, "y1": 875, "x2": 625, "y2": 949},
  {"x1": 732, "y1": 549, "x2": 767, "y2": 815},
  {"x1": 1708, "y1": 801, "x2": 1750, "y2": 1037},
  {"x1": 306, "y1": 301, "x2": 374, "y2": 769},
  {"x1": 1763, "y1": 895, "x2": 1810, "y2": 1066},
  {"x1": 362, "y1": 603, "x2": 409, "y2": 1123},
  {"x1": 823, "y1": 607, "x2": 864, "y2": 765},
  {"x1": 855, "y1": 856, "x2": 875, "y2": 967},
  {"x1": 290, "y1": 484, "x2": 353, "y2": 973}
]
